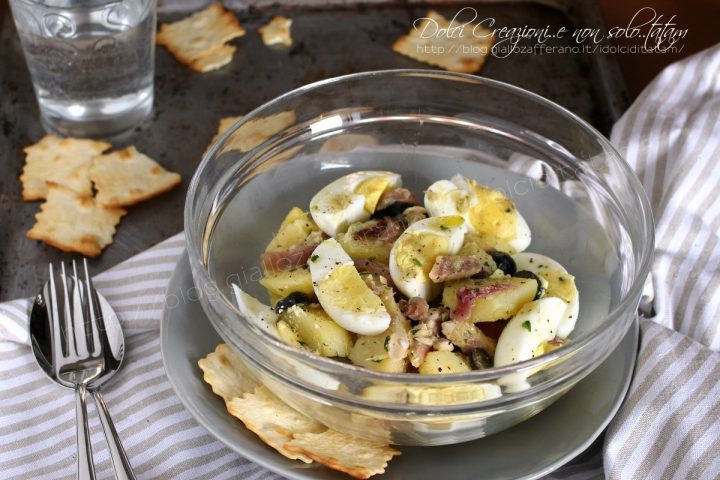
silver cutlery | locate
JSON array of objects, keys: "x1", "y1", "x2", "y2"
[{"x1": 30, "y1": 260, "x2": 136, "y2": 480}]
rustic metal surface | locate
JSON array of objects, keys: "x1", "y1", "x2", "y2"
[{"x1": 0, "y1": 1, "x2": 628, "y2": 301}]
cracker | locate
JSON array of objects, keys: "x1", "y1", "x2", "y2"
[
  {"x1": 198, "y1": 344, "x2": 259, "y2": 403},
  {"x1": 285, "y1": 429, "x2": 401, "y2": 479},
  {"x1": 156, "y1": 3, "x2": 246, "y2": 72},
  {"x1": 206, "y1": 115, "x2": 244, "y2": 154},
  {"x1": 226, "y1": 386, "x2": 325, "y2": 463},
  {"x1": 224, "y1": 111, "x2": 296, "y2": 152},
  {"x1": 191, "y1": 43, "x2": 237, "y2": 73},
  {"x1": 20, "y1": 135, "x2": 111, "y2": 200},
  {"x1": 259, "y1": 16, "x2": 293, "y2": 47},
  {"x1": 319, "y1": 134, "x2": 379, "y2": 153},
  {"x1": 392, "y1": 10, "x2": 494, "y2": 73},
  {"x1": 26, "y1": 183, "x2": 125, "y2": 257},
  {"x1": 90, "y1": 146, "x2": 181, "y2": 208}
]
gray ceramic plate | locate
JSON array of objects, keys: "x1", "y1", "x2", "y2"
[{"x1": 161, "y1": 253, "x2": 638, "y2": 480}]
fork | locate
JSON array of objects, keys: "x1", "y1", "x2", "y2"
[{"x1": 48, "y1": 261, "x2": 101, "y2": 480}]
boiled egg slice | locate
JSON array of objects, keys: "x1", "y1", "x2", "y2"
[
  {"x1": 309, "y1": 171, "x2": 402, "y2": 237},
  {"x1": 230, "y1": 284, "x2": 279, "y2": 337},
  {"x1": 309, "y1": 238, "x2": 391, "y2": 335},
  {"x1": 512, "y1": 252, "x2": 579, "y2": 338},
  {"x1": 424, "y1": 174, "x2": 531, "y2": 253},
  {"x1": 494, "y1": 297, "x2": 567, "y2": 367},
  {"x1": 389, "y1": 216, "x2": 466, "y2": 300}
]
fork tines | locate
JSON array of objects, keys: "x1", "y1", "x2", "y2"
[{"x1": 47, "y1": 260, "x2": 102, "y2": 368}]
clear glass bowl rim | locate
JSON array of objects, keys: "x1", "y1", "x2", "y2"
[{"x1": 185, "y1": 69, "x2": 655, "y2": 384}]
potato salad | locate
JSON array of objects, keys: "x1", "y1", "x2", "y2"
[{"x1": 232, "y1": 171, "x2": 579, "y2": 374}]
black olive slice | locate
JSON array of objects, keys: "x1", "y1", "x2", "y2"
[
  {"x1": 490, "y1": 251, "x2": 517, "y2": 276},
  {"x1": 274, "y1": 292, "x2": 310, "y2": 314},
  {"x1": 371, "y1": 201, "x2": 416, "y2": 219},
  {"x1": 471, "y1": 348, "x2": 493, "y2": 369}
]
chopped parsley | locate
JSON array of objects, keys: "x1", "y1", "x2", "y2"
[
  {"x1": 310, "y1": 254, "x2": 319, "y2": 262},
  {"x1": 412, "y1": 257, "x2": 423, "y2": 267},
  {"x1": 383, "y1": 336, "x2": 390, "y2": 351},
  {"x1": 439, "y1": 225, "x2": 448, "y2": 231},
  {"x1": 522, "y1": 320, "x2": 532, "y2": 332}
]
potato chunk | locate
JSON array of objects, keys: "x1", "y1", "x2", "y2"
[
  {"x1": 442, "y1": 277, "x2": 536, "y2": 322},
  {"x1": 349, "y1": 332, "x2": 407, "y2": 373},
  {"x1": 281, "y1": 305, "x2": 354, "y2": 357},
  {"x1": 276, "y1": 320, "x2": 303, "y2": 347},
  {"x1": 418, "y1": 351, "x2": 471, "y2": 375},
  {"x1": 259, "y1": 268, "x2": 314, "y2": 297},
  {"x1": 265, "y1": 207, "x2": 319, "y2": 253},
  {"x1": 337, "y1": 233, "x2": 392, "y2": 264}
]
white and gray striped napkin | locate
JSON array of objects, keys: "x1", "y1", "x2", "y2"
[{"x1": 1, "y1": 45, "x2": 719, "y2": 479}]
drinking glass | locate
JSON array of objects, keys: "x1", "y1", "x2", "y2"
[{"x1": 8, "y1": 0, "x2": 157, "y2": 137}]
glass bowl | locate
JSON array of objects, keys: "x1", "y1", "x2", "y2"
[{"x1": 185, "y1": 70, "x2": 653, "y2": 446}]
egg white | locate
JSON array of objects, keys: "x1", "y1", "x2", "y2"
[
  {"x1": 309, "y1": 238, "x2": 390, "y2": 335},
  {"x1": 388, "y1": 216, "x2": 466, "y2": 300},
  {"x1": 230, "y1": 284, "x2": 279, "y2": 337},
  {"x1": 494, "y1": 297, "x2": 567, "y2": 367},
  {"x1": 512, "y1": 252, "x2": 579, "y2": 338},
  {"x1": 309, "y1": 171, "x2": 402, "y2": 237},
  {"x1": 424, "y1": 174, "x2": 531, "y2": 252}
]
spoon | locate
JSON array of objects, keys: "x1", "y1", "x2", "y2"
[{"x1": 30, "y1": 266, "x2": 136, "y2": 480}]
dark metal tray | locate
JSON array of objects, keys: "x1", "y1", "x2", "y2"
[{"x1": 0, "y1": 1, "x2": 628, "y2": 301}]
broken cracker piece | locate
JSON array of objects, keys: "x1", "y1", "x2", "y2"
[
  {"x1": 392, "y1": 10, "x2": 494, "y2": 73},
  {"x1": 156, "y1": 3, "x2": 246, "y2": 72},
  {"x1": 27, "y1": 183, "x2": 125, "y2": 257},
  {"x1": 225, "y1": 111, "x2": 296, "y2": 152},
  {"x1": 90, "y1": 146, "x2": 181, "y2": 208},
  {"x1": 20, "y1": 135, "x2": 111, "y2": 200},
  {"x1": 319, "y1": 134, "x2": 379, "y2": 153},
  {"x1": 226, "y1": 385, "x2": 325, "y2": 463},
  {"x1": 285, "y1": 429, "x2": 401, "y2": 479},
  {"x1": 206, "y1": 115, "x2": 244, "y2": 154},
  {"x1": 191, "y1": 43, "x2": 238, "y2": 73},
  {"x1": 259, "y1": 16, "x2": 293, "y2": 47},
  {"x1": 198, "y1": 344, "x2": 259, "y2": 403}
]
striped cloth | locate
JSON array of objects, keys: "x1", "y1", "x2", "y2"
[
  {"x1": 602, "y1": 44, "x2": 720, "y2": 479},
  {"x1": 1, "y1": 46, "x2": 719, "y2": 480}
]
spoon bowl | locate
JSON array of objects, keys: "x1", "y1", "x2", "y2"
[{"x1": 29, "y1": 282, "x2": 124, "y2": 391}]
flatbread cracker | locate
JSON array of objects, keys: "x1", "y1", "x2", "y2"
[
  {"x1": 285, "y1": 429, "x2": 401, "y2": 479},
  {"x1": 27, "y1": 183, "x2": 125, "y2": 257},
  {"x1": 191, "y1": 43, "x2": 237, "y2": 72},
  {"x1": 259, "y1": 16, "x2": 293, "y2": 47},
  {"x1": 198, "y1": 344, "x2": 259, "y2": 403},
  {"x1": 319, "y1": 134, "x2": 379, "y2": 153},
  {"x1": 20, "y1": 135, "x2": 111, "y2": 200},
  {"x1": 392, "y1": 10, "x2": 494, "y2": 73},
  {"x1": 226, "y1": 386, "x2": 325, "y2": 463},
  {"x1": 224, "y1": 111, "x2": 296, "y2": 152},
  {"x1": 156, "y1": 3, "x2": 246, "y2": 72},
  {"x1": 90, "y1": 146, "x2": 181, "y2": 208},
  {"x1": 206, "y1": 115, "x2": 244, "y2": 154},
  {"x1": 200, "y1": 343, "x2": 401, "y2": 476}
]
